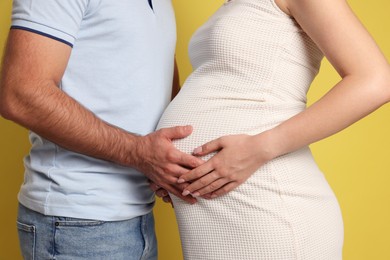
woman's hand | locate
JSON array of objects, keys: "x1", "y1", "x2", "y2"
[{"x1": 177, "y1": 133, "x2": 275, "y2": 199}]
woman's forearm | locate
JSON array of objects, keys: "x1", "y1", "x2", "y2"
[{"x1": 263, "y1": 71, "x2": 390, "y2": 159}]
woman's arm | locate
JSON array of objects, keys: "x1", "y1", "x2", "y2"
[{"x1": 178, "y1": 0, "x2": 390, "y2": 198}]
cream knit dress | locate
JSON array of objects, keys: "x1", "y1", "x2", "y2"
[{"x1": 157, "y1": 0, "x2": 344, "y2": 259}]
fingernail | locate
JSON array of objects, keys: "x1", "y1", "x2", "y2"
[
  {"x1": 211, "y1": 194, "x2": 218, "y2": 199},
  {"x1": 193, "y1": 146, "x2": 202, "y2": 154},
  {"x1": 182, "y1": 190, "x2": 190, "y2": 196},
  {"x1": 177, "y1": 178, "x2": 185, "y2": 184},
  {"x1": 192, "y1": 192, "x2": 200, "y2": 197}
]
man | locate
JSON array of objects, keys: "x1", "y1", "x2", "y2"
[{"x1": 0, "y1": 0, "x2": 201, "y2": 259}]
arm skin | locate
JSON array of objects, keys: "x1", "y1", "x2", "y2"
[
  {"x1": 177, "y1": 0, "x2": 390, "y2": 199},
  {"x1": 0, "y1": 29, "x2": 203, "y2": 203}
]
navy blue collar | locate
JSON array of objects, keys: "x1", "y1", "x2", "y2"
[{"x1": 148, "y1": 0, "x2": 153, "y2": 10}]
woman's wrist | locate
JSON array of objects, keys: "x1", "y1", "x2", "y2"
[{"x1": 252, "y1": 128, "x2": 286, "y2": 162}]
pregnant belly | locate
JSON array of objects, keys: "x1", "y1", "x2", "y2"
[{"x1": 157, "y1": 93, "x2": 305, "y2": 154}]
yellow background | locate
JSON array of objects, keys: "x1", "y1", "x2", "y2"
[{"x1": 1, "y1": 0, "x2": 389, "y2": 259}]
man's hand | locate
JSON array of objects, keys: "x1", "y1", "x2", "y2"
[
  {"x1": 149, "y1": 182, "x2": 172, "y2": 205},
  {"x1": 133, "y1": 125, "x2": 203, "y2": 204}
]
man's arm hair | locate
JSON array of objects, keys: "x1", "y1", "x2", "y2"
[{"x1": 0, "y1": 29, "x2": 138, "y2": 166}]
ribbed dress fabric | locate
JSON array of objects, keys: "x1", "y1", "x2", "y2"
[{"x1": 157, "y1": 0, "x2": 344, "y2": 259}]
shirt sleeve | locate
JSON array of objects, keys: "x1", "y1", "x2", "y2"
[{"x1": 11, "y1": 0, "x2": 90, "y2": 47}]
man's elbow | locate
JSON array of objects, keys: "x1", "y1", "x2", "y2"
[
  {"x1": 0, "y1": 93, "x2": 15, "y2": 120},
  {"x1": 0, "y1": 84, "x2": 24, "y2": 122}
]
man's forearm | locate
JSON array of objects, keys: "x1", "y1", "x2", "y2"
[
  {"x1": 0, "y1": 77, "x2": 138, "y2": 167},
  {"x1": 0, "y1": 76, "x2": 200, "y2": 203}
]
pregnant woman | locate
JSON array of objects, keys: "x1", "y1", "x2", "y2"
[{"x1": 157, "y1": 0, "x2": 390, "y2": 259}]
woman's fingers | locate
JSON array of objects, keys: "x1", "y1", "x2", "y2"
[
  {"x1": 177, "y1": 161, "x2": 214, "y2": 183},
  {"x1": 181, "y1": 171, "x2": 226, "y2": 196},
  {"x1": 178, "y1": 134, "x2": 268, "y2": 199},
  {"x1": 190, "y1": 178, "x2": 231, "y2": 197},
  {"x1": 209, "y1": 182, "x2": 239, "y2": 199},
  {"x1": 193, "y1": 137, "x2": 223, "y2": 156}
]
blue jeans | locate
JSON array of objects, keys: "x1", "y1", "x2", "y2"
[{"x1": 17, "y1": 204, "x2": 157, "y2": 260}]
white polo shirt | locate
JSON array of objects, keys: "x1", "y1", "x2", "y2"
[{"x1": 12, "y1": 0, "x2": 176, "y2": 221}]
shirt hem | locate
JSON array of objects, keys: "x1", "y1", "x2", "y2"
[{"x1": 18, "y1": 194, "x2": 155, "y2": 222}]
